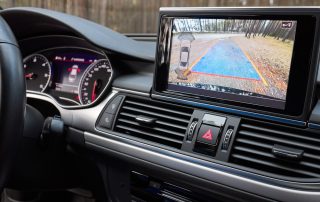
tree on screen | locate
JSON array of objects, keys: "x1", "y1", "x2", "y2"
[{"x1": 173, "y1": 19, "x2": 296, "y2": 42}]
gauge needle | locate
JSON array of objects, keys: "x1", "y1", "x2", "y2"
[
  {"x1": 25, "y1": 73, "x2": 35, "y2": 80},
  {"x1": 91, "y1": 80, "x2": 98, "y2": 102}
]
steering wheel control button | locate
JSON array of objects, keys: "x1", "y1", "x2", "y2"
[
  {"x1": 187, "y1": 120, "x2": 198, "y2": 141},
  {"x1": 105, "y1": 95, "x2": 124, "y2": 114},
  {"x1": 197, "y1": 124, "x2": 220, "y2": 146},
  {"x1": 202, "y1": 114, "x2": 226, "y2": 127},
  {"x1": 98, "y1": 113, "x2": 114, "y2": 129},
  {"x1": 222, "y1": 128, "x2": 234, "y2": 150}
]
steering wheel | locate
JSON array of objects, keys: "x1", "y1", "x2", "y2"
[{"x1": 0, "y1": 17, "x2": 25, "y2": 190}]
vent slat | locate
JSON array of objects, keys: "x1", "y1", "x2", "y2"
[
  {"x1": 241, "y1": 123, "x2": 320, "y2": 144},
  {"x1": 235, "y1": 138, "x2": 273, "y2": 150},
  {"x1": 236, "y1": 137, "x2": 320, "y2": 162},
  {"x1": 117, "y1": 118, "x2": 185, "y2": 138},
  {"x1": 122, "y1": 106, "x2": 190, "y2": 124},
  {"x1": 233, "y1": 146, "x2": 274, "y2": 158},
  {"x1": 303, "y1": 153, "x2": 320, "y2": 161},
  {"x1": 125, "y1": 100, "x2": 191, "y2": 117},
  {"x1": 114, "y1": 96, "x2": 193, "y2": 149},
  {"x1": 233, "y1": 146, "x2": 320, "y2": 170},
  {"x1": 156, "y1": 120, "x2": 187, "y2": 131},
  {"x1": 119, "y1": 112, "x2": 187, "y2": 130},
  {"x1": 116, "y1": 125, "x2": 183, "y2": 145},
  {"x1": 231, "y1": 154, "x2": 320, "y2": 178},
  {"x1": 231, "y1": 119, "x2": 320, "y2": 180},
  {"x1": 238, "y1": 130, "x2": 320, "y2": 152}
]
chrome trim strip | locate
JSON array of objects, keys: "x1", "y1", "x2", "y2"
[
  {"x1": 27, "y1": 91, "x2": 85, "y2": 110},
  {"x1": 84, "y1": 132, "x2": 320, "y2": 202},
  {"x1": 112, "y1": 87, "x2": 150, "y2": 97},
  {"x1": 58, "y1": 97, "x2": 81, "y2": 105},
  {"x1": 152, "y1": 94, "x2": 306, "y2": 127}
]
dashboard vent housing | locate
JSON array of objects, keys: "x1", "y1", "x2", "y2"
[
  {"x1": 114, "y1": 96, "x2": 193, "y2": 149},
  {"x1": 230, "y1": 119, "x2": 320, "y2": 179}
]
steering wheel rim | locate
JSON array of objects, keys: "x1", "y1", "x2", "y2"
[{"x1": 0, "y1": 16, "x2": 25, "y2": 189}]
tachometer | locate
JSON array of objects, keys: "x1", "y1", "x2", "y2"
[
  {"x1": 79, "y1": 59, "x2": 113, "y2": 105},
  {"x1": 23, "y1": 54, "x2": 51, "y2": 92}
]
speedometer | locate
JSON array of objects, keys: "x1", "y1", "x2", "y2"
[{"x1": 79, "y1": 59, "x2": 113, "y2": 105}]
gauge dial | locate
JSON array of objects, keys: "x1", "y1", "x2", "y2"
[
  {"x1": 79, "y1": 59, "x2": 113, "y2": 105},
  {"x1": 23, "y1": 54, "x2": 51, "y2": 92}
]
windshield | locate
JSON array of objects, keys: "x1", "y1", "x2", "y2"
[{"x1": 1, "y1": 0, "x2": 319, "y2": 33}]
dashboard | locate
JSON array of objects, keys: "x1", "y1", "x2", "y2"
[
  {"x1": 2, "y1": 6, "x2": 320, "y2": 202},
  {"x1": 23, "y1": 47, "x2": 112, "y2": 106}
]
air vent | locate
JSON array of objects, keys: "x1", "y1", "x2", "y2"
[
  {"x1": 114, "y1": 96, "x2": 193, "y2": 149},
  {"x1": 230, "y1": 119, "x2": 320, "y2": 179}
]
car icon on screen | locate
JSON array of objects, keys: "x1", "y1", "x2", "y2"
[
  {"x1": 179, "y1": 46, "x2": 190, "y2": 68},
  {"x1": 175, "y1": 32, "x2": 195, "y2": 80},
  {"x1": 69, "y1": 65, "x2": 79, "y2": 82}
]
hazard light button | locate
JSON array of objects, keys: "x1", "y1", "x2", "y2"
[{"x1": 197, "y1": 124, "x2": 220, "y2": 146}]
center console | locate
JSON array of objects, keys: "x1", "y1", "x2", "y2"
[{"x1": 89, "y1": 7, "x2": 320, "y2": 202}]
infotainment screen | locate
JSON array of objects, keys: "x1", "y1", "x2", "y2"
[{"x1": 167, "y1": 18, "x2": 297, "y2": 109}]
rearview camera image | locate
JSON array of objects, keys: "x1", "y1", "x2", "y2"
[{"x1": 168, "y1": 18, "x2": 297, "y2": 101}]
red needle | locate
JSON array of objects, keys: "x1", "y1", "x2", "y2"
[
  {"x1": 91, "y1": 80, "x2": 97, "y2": 102},
  {"x1": 25, "y1": 73, "x2": 34, "y2": 79}
]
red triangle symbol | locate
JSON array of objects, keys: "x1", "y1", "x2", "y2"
[{"x1": 202, "y1": 129, "x2": 213, "y2": 141}]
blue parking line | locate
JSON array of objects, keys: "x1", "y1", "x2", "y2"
[{"x1": 192, "y1": 38, "x2": 260, "y2": 80}]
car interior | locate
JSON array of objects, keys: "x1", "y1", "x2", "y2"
[{"x1": 0, "y1": 3, "x2": 320, "y2": 202}]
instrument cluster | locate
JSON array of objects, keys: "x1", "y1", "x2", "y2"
[{"x1": 24, "y1": 47, "x2": 113, "y2": 106}]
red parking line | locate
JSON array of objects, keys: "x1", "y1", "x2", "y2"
[{"x1": 191, "y1": 71, "x2": 261, "y2": 81}]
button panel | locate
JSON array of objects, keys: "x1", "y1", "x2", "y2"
[
  {"x1": 186, "y1": 111, "x2": 238, "y2": 158},
  {"x1": 97, "y1": 95, "x2": 124, "y2": 130}
]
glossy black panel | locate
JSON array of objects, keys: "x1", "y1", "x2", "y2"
[{"x1": 153, "y1": 8, "x2": 320, "y2": 123}]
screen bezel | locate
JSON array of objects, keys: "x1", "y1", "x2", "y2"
[{"x1": 153, "y1": 10, "x2": 318, "y2": 120}]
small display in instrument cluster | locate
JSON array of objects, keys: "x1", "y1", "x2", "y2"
[
  {"x1": 49, "y1": 52, "x2": 101, "y2": 105},
  {"x1": 53, "y1": 54, "x2": 96, "y2": 93}
]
